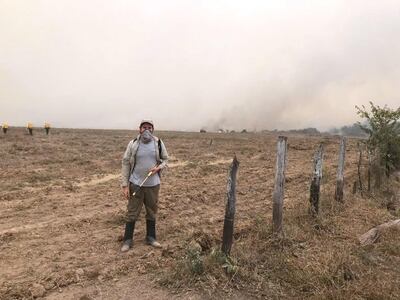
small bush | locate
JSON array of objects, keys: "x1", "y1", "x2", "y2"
[
  {"x1": 356, "y1": 101, "x2": 400, "y2": 176},
  {"x1": 187, "y1": 247, "x2": 204, "y2": 275}
]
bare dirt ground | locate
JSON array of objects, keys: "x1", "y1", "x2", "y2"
[{"x1": 1, "y1": 128, "x2": 399, "y2": 299}]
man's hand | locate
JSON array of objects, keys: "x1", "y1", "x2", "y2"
[
  {"x1": 149, "y1": 165, "x2": 161, "y2": 175},
  {"x1": 122, "y1": 186, "x2": 129, "y2": 199}
]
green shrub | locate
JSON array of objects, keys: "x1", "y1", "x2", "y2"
[{"x1": 356, "y1": 101, "x2": 400, "y2": 176}]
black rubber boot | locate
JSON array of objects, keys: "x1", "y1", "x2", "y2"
[
  {"x1": 146, "y1": 219, "x2": 161, "y2": 248},
  {"x1": 121, "y1": 221, "x2": 135, "y2": 252},
  {"x1": 124, "y1": 221, "x2": 135, "y2": 240},
  {"x1": 146, "y1": 219, "x2": 156, "y2": 239}
]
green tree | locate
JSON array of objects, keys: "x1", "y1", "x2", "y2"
[{"x1": 356, "y1": 101, "x2": 400, "y2": 176}]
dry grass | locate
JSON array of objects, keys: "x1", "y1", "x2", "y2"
[
  {"x1": 159, "y1": 171, "x2": 400, "y2": 299},
  {"x1": 1, "y1": 128, "x2": 399, "y2": 299}
]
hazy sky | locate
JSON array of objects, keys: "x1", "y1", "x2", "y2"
[{"x1": 1, "y1": 0, "x2": 399, "y2": 131}]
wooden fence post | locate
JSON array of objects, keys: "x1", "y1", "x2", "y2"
[
  {"x1": 272, "y1": 136, "x2": 288, "y2": 234},
  {"x1": 310, "y1": 144, "x2": 324, "y2": 215},
  {"x1": 357, "y1": 143, "x2": 363, "y2": 196},
  {"x1": 367, "y1": 149, "x2": 371, "y2": 192},
  {"x1": 335, "y1": 137, "x2": 346, "y2": 202},
  {"x1": 352, "y1": 181, "x2": 358, "y2": 194},
  {"x1": 374, "y1": 152, "x2": 381, "y2": 190},
  {"x1": 221, "y1": 155, "x2": 240, "y2": 255}
]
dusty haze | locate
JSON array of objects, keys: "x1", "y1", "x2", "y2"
[{"x1": 1, "y1": 0, "x2": 399, "y2": 131}]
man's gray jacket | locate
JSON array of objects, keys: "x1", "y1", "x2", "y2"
[{"x1": 121, "y1": 135, "x2": 168, "y2": 188}]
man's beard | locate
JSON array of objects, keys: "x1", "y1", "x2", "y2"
[{"x1": 141, "y1": 130, "x2": 153, "y2": 144}]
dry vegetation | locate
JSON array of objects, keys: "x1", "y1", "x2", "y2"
[{"x1": 0, "y1": 128, "x2": 399, "y2": 299}]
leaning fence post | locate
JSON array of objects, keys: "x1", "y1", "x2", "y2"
[
  {"x1": 272, "y1": 136, "x2": 288, "y2": 234},
  {"x1": 221, "y1": 155, "x2": 240, "y2": 256},
  {"x1": 335, "y1": 137, "x2": 346, "y2": 202},
  {"x1": 310, "y1": 144, "x2": 324, "y2": 215}
]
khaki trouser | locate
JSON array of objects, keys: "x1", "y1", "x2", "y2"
[{"x1": 127, "y1": 183, "x2": 160, "y2": 222}]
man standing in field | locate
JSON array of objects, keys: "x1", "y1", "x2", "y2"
[{"x1": 120, "y1": 120, "x2": 168, "y2": 252}]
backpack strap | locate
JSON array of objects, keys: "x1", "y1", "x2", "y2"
[
  {"x1": 158, "y1": 139, "x2": 162, "y2": 159},
  {"x1": 130, "y1": 137, "x2": 139, "y2": 171}
]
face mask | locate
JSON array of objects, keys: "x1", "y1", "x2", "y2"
[{"x1": 141, "y1": 129, "x2": 153, "y2": 144}]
